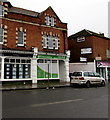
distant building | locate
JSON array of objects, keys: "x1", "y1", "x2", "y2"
[
  {"x1": 108, "y1": 1, "x2": 110, "y2": 37},
  {"x1": 0, "y1": 0, "x2": 70, "y2": 83},
  {"x1": 68, "y1": 29, "x2": 110, "y2": 80}
]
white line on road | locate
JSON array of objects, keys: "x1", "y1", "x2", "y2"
[{"x1": 31, "y1": 99, "x2": 83, "y2": 107}]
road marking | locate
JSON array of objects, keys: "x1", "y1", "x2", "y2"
[{"x1": 31, "y1": 99, "x2": 83, "y2": 107}]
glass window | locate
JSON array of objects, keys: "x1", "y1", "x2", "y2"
[
  {"x1": 10, "y1": 59, "x2": 15, "y2": 63},
  {"x1": 0, "y1": 28, "x2": 3, "y2": 43},
  {"x1": 77, "y1": 36, "x2": 85, "y2": 42},
  {"x1": 88, "y1": 72, "x2": 95, "y2": 77},
  {"x1": 72, "y1": 72, "x2": 82, "y2": 76},
  {"x1": 18, "y1": 31, "x2": 24, "y2": 46},
  {"x1": 38, "y1": 59, "x2": 44, "y2": 63},
  {"x1": 55, "y1": 37, "x2": 59, "y2": 49},
  {"x1": 51, "y1": 17, "x2": 55, "y2": 26},
  {"x1": 16, "y1": 59, "x2": 20, "y2": 63},
  {"x1": 84, "y1": 72, "x2": 89, "y2": 77},
  {"x1": 4, "y1": 58, "x2": 9, "y2": 63},
  {"x1": 42, "y1": 35, "x2": 47, "y2": 48},
  {"x1": 0, "y1": 5, "x2": 4, "y2": 16},
  {"x1": 48, "y1": 36, "x2": 53, "y2": 49},
  {"x1": 45, "y1": 16, "x2": 50, "y2": 26}
]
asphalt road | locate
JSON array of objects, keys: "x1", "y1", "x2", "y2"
[{"x1": 2, "y1": 83, "x2": 109, "y2": 119}]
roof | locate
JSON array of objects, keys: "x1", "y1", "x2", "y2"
[
  {"x1": 8, "y1": 7, "x2": 39, "y2": 17},
  {"x1": 69, "y1": 29, "x2": 110, "y2": 40},
  {"x1": 0, "y1": 0, "x2": 12, "y2": 6},
  {"x1": 0, "y1": 0, "x2": 9, "y2": 2}
]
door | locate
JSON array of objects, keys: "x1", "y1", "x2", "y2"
[{"x1": 108, "y1": 68, "x2": 110, "y2": 81}]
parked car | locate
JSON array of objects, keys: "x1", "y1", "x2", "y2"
[{"x1": 70, "y1": 71, "x2": 106, "y2": 87}]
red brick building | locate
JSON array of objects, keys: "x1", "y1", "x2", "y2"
[
  {"x1": 68, "y1": 29, "x2": 110, "y2": 80},
  {"x1": 0, "y1": 0, "x2": 70, "y2": 83}
]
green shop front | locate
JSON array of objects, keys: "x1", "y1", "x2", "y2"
[{"x1": 31, "y1": 53, "x2": 70, "y2": 83}]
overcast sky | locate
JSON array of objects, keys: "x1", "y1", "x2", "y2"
[{"x1": 9, "y1": 0, "x2": 109, "y2": 37}]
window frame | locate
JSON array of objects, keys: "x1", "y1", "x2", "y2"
[
  {"x1": 17, "y1": 31, "x2": 24, "y2": 46},
  {"x1": 42, "y1": 35, "x2": 47, "y2": 49},
  {"x1": 54, "y1": 37, "x2": 59, "y2": 50},
  {"x1": 77, "y1": 36, "x2": 85, "y2": 42},
  {"x1": 48, "y1": 36, "x2": 53, "y2": 49},
  {"x1": 0, "y1": 5, "x2": 4, "y2": 17},
  {"x1": 0, "y1": 27, "x2": 4, "y2": 44}
]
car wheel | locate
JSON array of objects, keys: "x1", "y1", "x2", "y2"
[
  {"x1": 86, "y1": 81, "x2": 90, "y2": 88},
  {"x1": 101, "y1": 81, "x2": 105, "y2": 86}
]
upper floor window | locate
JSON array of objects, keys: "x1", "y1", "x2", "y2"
[
  {"x1": 0, "y1": 5, "x2": 4, "y2": 16},
  {"x1": 42, "y1": 35, "x2": 47, "y2": 49},
  {"x1": 42, "y1": 34, "x2": 59, "y2": 50},
  {"x1": 48, "y1": 36, "x2": 53, "y2": 49},
  {"x1": 77, "y1": 36, "x2": 85, "y2": 42},
  {"x1": 55, "y1": 37, "x2": 59, "y2": 50},
  {"x1": 18, "y1": 31, "x2": 24, "y2": 46},
  {"x1": 45, "y1": 16, "x2": 55, "y2": 27},
  {"x1": 0, "y1": 27, "x2": 4, "y2": 44}
]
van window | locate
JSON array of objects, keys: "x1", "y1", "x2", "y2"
[
  {"x1": 72, "y1": 72, "x2": 82, "y2": 76},
  {"x1": 84, "y1": 72, "x2": 89, "y2": 77},
  {"x1": 88, "y1": 72, "x2": 95, "y2": 77}
]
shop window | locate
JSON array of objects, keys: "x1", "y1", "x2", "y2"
[
  {"x1": 4, "y1": 63, "x2": 31, "y2": 79},
  {"x1": 0, "y1": 28, "x2": 4, "y2": 44},
  {"x1": 16, "y1": 59, "x2": 20, "y2": 63},
  {"x1": 0, "y1": 5, "x2": 4, "y2": 16},
  {"x1": 17, "y1": 31, "x2": 24, "y2": 46},
  {"x1": 10, "y1": 59, "x2": 15, "y2": 63}
]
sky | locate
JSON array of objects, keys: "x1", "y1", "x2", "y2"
[{"x1": 8, "y1": 0, "x2": 109, "y2": 37}]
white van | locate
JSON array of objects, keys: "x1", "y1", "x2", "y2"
[{"x1": 70, "y1": 71, "x2": 106, "y2": 87}]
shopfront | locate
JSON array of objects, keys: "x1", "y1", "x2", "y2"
[
  {"x1": 31, "y1": 53, "x2": 70, "y2": 83},
  {"x1": 0, "y1": 50, "x2": 33, "y2": 82},
  {"x1": 96, "y1": 61, "x2": 110, "y2": 81}
]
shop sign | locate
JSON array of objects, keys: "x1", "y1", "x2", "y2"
[
  {"x1": 81, "y1": 48, "x2": 92, "y2": 54},
  {"x1": 37, "y1": 54, "x2": 66, "y2": 60},
  {"x1": 80, "y1": 57, "x2": 87, "y2": 62},
  {"x1": 97, "y1": 61, "x2": 110, "y2": 67}
]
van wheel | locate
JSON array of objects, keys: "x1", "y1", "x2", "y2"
[
  {"x1": 101, "y1": 81, "x2": 105, "y2": 86},
  {"x1": 86, "y1": 81, "x2": 90, "y2": 88}
]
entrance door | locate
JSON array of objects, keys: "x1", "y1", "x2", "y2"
[{"x1": 108, "y1": 68, "x2": 110, "y2": 81}]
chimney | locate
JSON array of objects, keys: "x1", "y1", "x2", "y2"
[{"x1": 99, "y1": 32, "x2": 104, "y2": 36}]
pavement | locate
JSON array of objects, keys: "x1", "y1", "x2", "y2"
[{"x1": 0, "y1": 82, "x2": 70, "y2": 91}]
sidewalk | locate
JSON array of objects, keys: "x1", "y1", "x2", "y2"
[{"x1": 0, "y1": 82, "x2": 70, "y2": 91}]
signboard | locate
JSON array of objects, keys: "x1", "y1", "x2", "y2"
[
  {"x1": 80, "y1": 57, "x2": 87, "y2": 62},
  {"x1": 96, "y1": 61, "x2": 110, "y2": 67},
  {"x1": 37, "y1": 54, "x2": 66, "y2": 60},
  {"x1": 81, "y1": 48, "x2": 92, "y2": 54}
]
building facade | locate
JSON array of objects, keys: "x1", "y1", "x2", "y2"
[
  {"x1": 68, "y1": 29, "x2": 110, "y2": 80},
  {"x1": 0, "y1": 0, "x2": 70, "y2": 83}
]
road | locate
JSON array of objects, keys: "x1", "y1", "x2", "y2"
[{"x1": 2, "y1": 82, "x2": 109, "y2": 119}]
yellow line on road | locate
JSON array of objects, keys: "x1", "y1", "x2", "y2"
[{"x1": 31, "y1": 99, "x2": 83, "y2": 107}]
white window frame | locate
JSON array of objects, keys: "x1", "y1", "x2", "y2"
[
  {"x1": 0, "y1": 5, "x2": 4, "y2": 17},
  {"x1": 51, "y1": 17, "x2": 55, "y2": 27},
  {"x1": 54, "y1": 37, "x2": 59, "y2": 50},
  {"x1": 48, "y1": 36, "x2": 53, "y2": 49},
  {"x1": 42, "y1": 35, "x2": 47, "y2": 48},
  {"x1": 17, "y1": 31, "x2": 24, "y2": 46},
  {"x1": 0, "y1": 27, "x2": 4, "y2": 44},
  {"x1": 45, "y1": 16, "x2": 50, "y2": 26},
  {"x1": 45, "y1": 16, "x2": 55, "y2": 27},
  {"x1": 107, "y1": 50, "x2": 110, "y2": 58},
  {"x1": 77, "y1": 36, "x2": 85, "y2": 42}
]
